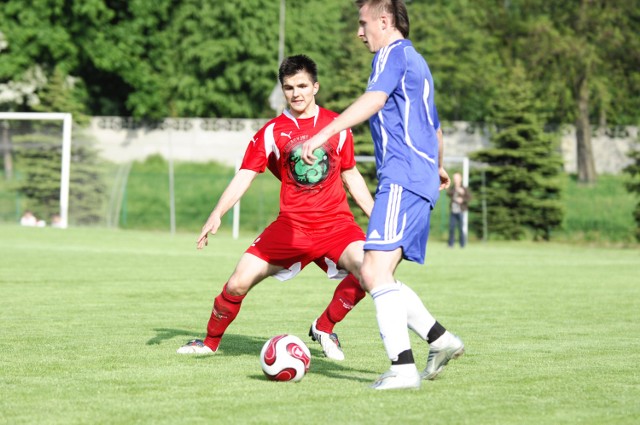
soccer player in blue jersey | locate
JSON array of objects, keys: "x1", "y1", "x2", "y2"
[{"x1": 301, "y1": 0, "x2": 464, "y2": 390}]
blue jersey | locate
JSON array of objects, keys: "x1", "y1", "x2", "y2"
[{"x1": 366, "y1": 39, "x2": 441, "y2": 204}]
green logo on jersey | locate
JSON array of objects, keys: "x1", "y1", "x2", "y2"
[{"x1": 288, "y1": 145, "x2": 329, "y2": 186}]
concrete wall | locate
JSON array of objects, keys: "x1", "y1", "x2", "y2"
[
  {"x1": 89, "y1": 117, "x2": 639, "y2": 174},
  {"x1": 90, "y1": 117, "x2": 268, "y2": 167}
]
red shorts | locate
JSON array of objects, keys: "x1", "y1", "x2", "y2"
[{"x1": 245, "y1": 219, "x2": 365, "y2": 281}]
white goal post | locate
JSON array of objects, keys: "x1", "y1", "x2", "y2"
[{"x1": 0, "y1": 112, "x2": 72, "y2": 229}]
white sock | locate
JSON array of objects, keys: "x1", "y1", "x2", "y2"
[
  {"x1": 397, "y1": 280, "x2": 436, "y2": 341},
  {"x1": 429, "y1": 331, "x2": 457, "y2": 350},
  {"x1": 370, "y1": 283, "x2": 411, "y2": 362},
  {"x1": 390, "y1": 363, "x2": 418, "y2": 375}
]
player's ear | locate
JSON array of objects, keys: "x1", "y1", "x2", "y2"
[
  {"x1": 313, "y1": 82, "x2": 319, "y2": 96},
  {"x1": 380, "y1": 12, "x2": 391, "y2": 31}
]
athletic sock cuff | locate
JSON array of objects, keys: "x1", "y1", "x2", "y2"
[
  {"x1": 391, "y1": 349, "x2": 415, "y2": 365},
  {"x1": 222, "y1": 284, "x2": 246, "y2": 304},
  {"x1": 427, "y1": 321, "x2": 446, "y2": 343},
  {"x1": 370, "y1": 283, "x2": 399, "y2": 300}
]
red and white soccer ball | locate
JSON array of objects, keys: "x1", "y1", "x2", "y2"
[{"x1": 260, "y1": 334, "x2": 311, "y2": 382}]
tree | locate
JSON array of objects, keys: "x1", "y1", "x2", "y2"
[
  {"x1": 409, "y1": 0, "x2": 506, "y2": 122},
  {"x1": 623, "y1": 149, "x2": 640, "y2": 241},
  {"x1": 74, "y1": 0, "x2": 357, "y2": 119},
  {"x1": 490, "y1": 0, "x2": 640, "y2": 184},
  {"x1": 0, "y1": 0, "x2": 90, "y2": 182},
  {"x1": 469, "y1": 66, "x2": 563, "y2": 240}
]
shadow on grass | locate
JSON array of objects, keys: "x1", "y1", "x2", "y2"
[
  {"x1": 147, "y1": 328, "x2": 266, "y2": 356},
  {"x1": 146, "y1": 328, "x2": 198, "y2": 346},
  {"x1": 248, "y1": 359, "x2": 375, "y2": 384},
  {"x1": 248, "y1": 343, "x2": 375, "y2": 383},
  {"x1": 147, "y1": 328, "x2": 376, "y2": 382}
]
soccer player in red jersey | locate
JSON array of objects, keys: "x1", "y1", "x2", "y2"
[{"x1": 177, "y1": 55, "x2": 372, "y2": 360}]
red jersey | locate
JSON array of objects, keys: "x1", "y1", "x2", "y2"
[{"x1": 241, "y1": 106, "x2": 357, "y2": 228}]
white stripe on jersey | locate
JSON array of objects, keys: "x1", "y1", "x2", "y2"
[
  {"x1": 313, "y1": 105, "x2": 319, "y2": 127},
  {"x1": 399, "y1": 52, "x2": 436, "y2": 165},
  {"x1": 377, "y1": 111, "x2": 388, "y2": 164},
  {"x1": 282, "y1": 110, "x2": 301, "y2": 129},
  {"x1": 337, "y1": 129, "x2": 347, "y2": 154},
  {"x1": 264, "y1": 123, "x2": 280, "y2": 160},
  {"x1": 423, "y1": 78, "x2": 433, "y2": 127},
  {"x1": 283, "y1": 105, "x2": 320, "y2": 128},
  {"x1": 369, "y1": 43, "x2": 400, "y2": 88}
]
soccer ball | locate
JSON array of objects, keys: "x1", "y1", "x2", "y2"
[{"x1": 260, "y1": 334, "x2": 311, "y2": 382}]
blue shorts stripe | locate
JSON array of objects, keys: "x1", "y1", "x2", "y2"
[{"x1": 365, "y1": 184, "x2": 433, "y2": 264}]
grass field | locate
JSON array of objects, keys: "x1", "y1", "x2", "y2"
[{"x1": 1, "y1": 224, "x2": 638, "y2": 425}]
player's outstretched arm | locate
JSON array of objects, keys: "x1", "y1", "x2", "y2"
[
  {"x1": 301, "y1": 91, "x2": 387, "y2": 165},
  {"x1": 197, "y1": 169, "x2": 258, "y2": 249},
  {"x1": 342, "y1": 167, "x2": 374, "y2": 218}
]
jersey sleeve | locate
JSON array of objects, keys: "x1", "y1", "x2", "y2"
[
  {"x1": 240, "y1": 122, "x2": 275, "y2": 174},
  {"x1": 339, "y1": 128, "x2": 357, "y2": 170},
  {"x1": 366, "y1": 44, "x2": 406, "y2": 96}
]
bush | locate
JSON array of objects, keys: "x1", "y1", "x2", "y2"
[{"x1": 623, "y1": 149, "x2": 640, "y2": 241}]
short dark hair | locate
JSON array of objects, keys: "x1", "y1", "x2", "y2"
[
  {"x1": 278, "y1": 55, "x2": 318, "y2": 85},
  {"x1": 355, "y1": 0, "x2": 410, "y2": 38}
]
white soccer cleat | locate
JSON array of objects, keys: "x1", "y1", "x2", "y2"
[
  {"x1": 371, "y1": 368, "x2": 421, "y2": 390},
  {"x1": 421, "y1": 334, "x2": 465, "y2": 380},
  {"x1": 308, "y1": 319, "x2": 345, "y2": 361},
  {"x1": 176, "y1": 339, "x2": 215, "y2": 355}
]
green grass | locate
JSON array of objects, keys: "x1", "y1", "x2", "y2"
[
  {"x1": 122, "y1": 157, "x2": 281, "y2": 233},
  {"x1": 1, "y1": 224, "x2": 638, "y2": 424},
  {"x1": 558, "y1": 174, "x2": 637, "y2": 243}
]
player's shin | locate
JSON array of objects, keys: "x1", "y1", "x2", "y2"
[
  {"x1": 204, "y1": 283, "x2": 246, "y2": 351},
  {"x1": 316, "y1": 274, "x2": 365, "y2": 333},
  {"x1": 397, "y1": 280, "x2": 437, "y2": 340},
  {"x1": 370, "y1": 283, "x2": 412, "y2": 364}
]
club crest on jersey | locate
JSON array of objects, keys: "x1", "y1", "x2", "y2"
[{"x1": 288, "y1": 144, "x2": 329, "y2": 186}]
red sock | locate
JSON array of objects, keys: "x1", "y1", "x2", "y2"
[
  {"x1": 316, "y1": 274, "x2": 366, "y2": 333},
  {"x1": 203, "y1": 284, "x2": 246, "y2": 351}
]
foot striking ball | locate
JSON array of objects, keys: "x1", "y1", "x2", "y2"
[{"x1": 260, "y1": 334, "x2": 311, "y2": 382}]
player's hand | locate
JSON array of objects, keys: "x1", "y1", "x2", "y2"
[
  {"x1": 196, "y1": 213, "x2": 222, "y2": 249},
  {"x1": 301, "y1": 134, "x2": 327, "y2": 165},
  {"x1": 438, "y1": 167, "x2": 451, "y2": 190}
]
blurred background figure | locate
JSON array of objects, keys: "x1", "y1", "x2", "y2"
[
  {"x1": 20, "y1": 210, "x2": 38, "y2": 226},
  {"x1": 447, "y1": 172, "x2": 471, "y2": 248},
  {"x1": 20, "y1": 210, "x2": 46, "y2": 227},
  {"x1": 51, "y1": 213, "x2": 63, "y2": 228}
]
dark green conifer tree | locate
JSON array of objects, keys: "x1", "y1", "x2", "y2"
[
  {"x1": 470, "y1": 66, "x2": 563, "y2": 240},
  {"x1": 623, "y1": 149, "x2": 640, "y2": 241}
]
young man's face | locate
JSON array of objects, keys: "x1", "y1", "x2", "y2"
[
  {"x1": 281, "y1": 71, "x2": 319, "y2": 118},
  {"x1": 357, "y1": 4, "x2": 385, "y2": 53},
  {"x1": 453, "y1": 173, "x2": 462, "y2": 186}
]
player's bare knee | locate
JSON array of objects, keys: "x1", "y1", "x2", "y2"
[
  {"x1": 359, "y1": 268, "x2": 377, "y2": 292},
  {"x1": 225, "y1": 275, "x2": 252, "y2": 296}
]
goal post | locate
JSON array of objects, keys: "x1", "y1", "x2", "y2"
[{"x1": 0, "y1": 112, "x2": 72, "y2": 229}]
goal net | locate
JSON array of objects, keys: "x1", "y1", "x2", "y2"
[{"x1": 0, "y1": 112, "x2": 72, "y2": 228}]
